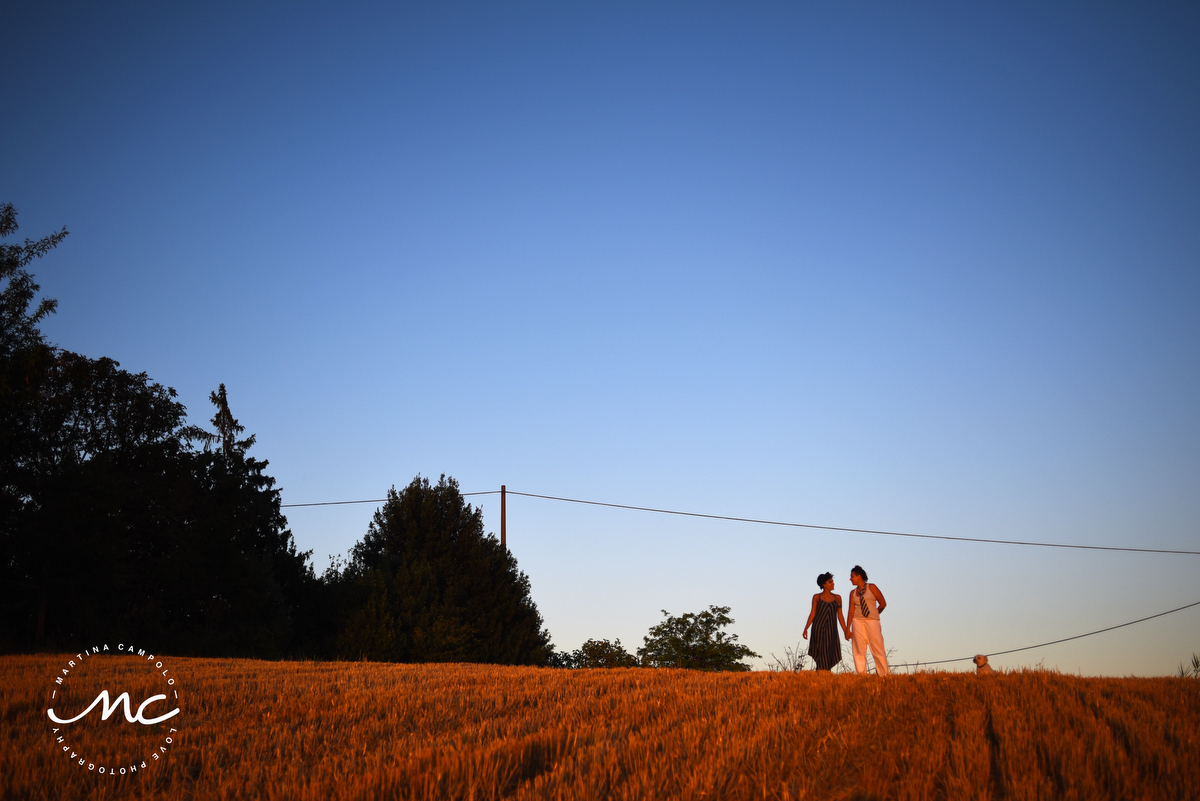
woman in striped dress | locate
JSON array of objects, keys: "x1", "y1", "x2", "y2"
[{"x1": 803, "y1": 572, "x2": 848, "y2": 671}]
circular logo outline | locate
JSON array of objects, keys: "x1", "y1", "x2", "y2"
[{"x1": 46, "y1": 643, "x2": 182, "y2": 777}]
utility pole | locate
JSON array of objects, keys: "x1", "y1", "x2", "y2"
[{"x1": 501, "y1": 485, "x2": 506, "y2": 551}]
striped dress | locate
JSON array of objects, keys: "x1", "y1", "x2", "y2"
[{"x1": 808, "y1": 596, "x2": 842, "y2": 671}]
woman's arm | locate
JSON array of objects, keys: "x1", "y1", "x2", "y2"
[
  {"x1": 845, "y1": 590, "x2": 856, "y2": 635},
  {"x1": 871, "y1": 584, "x2": 886, "y2": 614},
  {"x1": 802, "y1": 595, "x2": 818, "y2": 639},
  {"x1": 836, "y1": 595, "x2": 849, "y2": 636}
]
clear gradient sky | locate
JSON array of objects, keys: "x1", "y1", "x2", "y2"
[{"x1": 5, "y1": 2, "x2": 1199, "y2": 675}]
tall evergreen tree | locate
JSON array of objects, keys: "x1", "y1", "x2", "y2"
[
  {"x1": 330, "y1": 475, "x2": 552, "y2": 665},
  {"x1": 208, "y1": 383, "x2": 252, "y2": 454}
]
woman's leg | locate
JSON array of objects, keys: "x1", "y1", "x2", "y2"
[
  {"x1": 865, "y1": 620, "x2": 889, "y2": 676},
  {"x1": 851, "y1": 624, "x2": 869, "y2": 674}
]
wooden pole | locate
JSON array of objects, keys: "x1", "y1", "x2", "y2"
[{"x1": 501, "y1": 485, "x2": 506, "y2": 551}]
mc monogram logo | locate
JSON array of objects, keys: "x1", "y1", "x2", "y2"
[
  {"x1": 48, "y1": 689, "x2": 181, "y2": 725},
  {"x1": 45, "y1": 643, "x2": 182, "y2": 777}
]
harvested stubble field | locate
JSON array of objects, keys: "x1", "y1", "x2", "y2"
[{"x1": 2, "y1": 655, "x2": 1198, "y2": 801}]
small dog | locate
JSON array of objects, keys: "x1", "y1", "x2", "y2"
[{"x1": 973, "y1": 654, "x2": 996, "y2": 674}]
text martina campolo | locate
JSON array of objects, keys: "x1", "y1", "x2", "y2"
[{"x1": 46, "y1": 643, "x2": 182, "y2": 776}]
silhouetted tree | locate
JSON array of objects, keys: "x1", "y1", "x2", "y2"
[
  {"x1": 551, "y1": 638, "x2": 639, "y2": 668},
  {"x1": 207, "y1": 383, "x2": 252, "y2": 454},
  {"x1": 2, "y1": 349, "x2": 199, "y2": 647},
  {"x1": 328, "y1": 475, "x2": 552, "y2": 664},
  {"x1": 0, "y1": 202, "x2": 65, "y2": 359},
  {"x1": 159, "y1": 387, "x2": 315, "y2": 656},
  {"x1": 637, "y1": 605, "x2": 759, "y2": 671},
  {"x1": 0, "y1": 204, "x2": 316, "y2": 655}
]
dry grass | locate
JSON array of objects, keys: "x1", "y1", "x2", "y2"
[{"x1": 2, "y1": 654, "x2": 1197, "y2": 800}]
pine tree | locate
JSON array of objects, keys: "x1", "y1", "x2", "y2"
[{"x1": 330, "y1": 475, "x2": 552, "y2": 665}]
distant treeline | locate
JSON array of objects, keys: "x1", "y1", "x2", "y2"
[
  {"x1": 0, "y1": 204, "x2": 553, "y2": 663},
  {"x1": 1, "y1": 205, "x2": 761, "y2": 671}
]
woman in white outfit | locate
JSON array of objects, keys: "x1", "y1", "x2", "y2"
[{"x1": 846, "y1": 565, "x2": 888, "y2": 676}]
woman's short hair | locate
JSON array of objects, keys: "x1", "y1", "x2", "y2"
[
  {"x1": 851, "y1": 565, "x2": 868, "y2": 581},
  {"x1": 817, "y1": 572, "x2": 833, "y2": 588}
]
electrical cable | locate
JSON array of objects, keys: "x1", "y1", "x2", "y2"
[
  {"x1": 282, "y1": 490, "x2": 499, "y2": 508},
  {"x1": 281, "y1": 487, "x2": 1199, "y2": 555},
  {"x1": 911, "y1": 599, "x2": 1200, "y2": 666},
  {"x1": 504, "y1": 490, "x2": 1200, "y2": 555}
]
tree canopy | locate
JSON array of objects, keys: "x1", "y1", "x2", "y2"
[
  {"x1": 328, "y1": 475, "x2": 552, "y2": 665},
  {"x1": 0, "y1": 202, "x2": 65, "y2": 359},
  {"x1": 551, "y1": 638, "x2": 640, "y2": 668},
  {"x1": 637, "y1": 605, "x2": 759, "y2": 671},
  {"x1": 0, "y1": 204, "x2": 315, "y2": 656},
  {"x1": 1, "y1": 202, "x2": 555, "y2": 664}
]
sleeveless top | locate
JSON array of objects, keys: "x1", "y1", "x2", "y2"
[{"x1": 854, "y1": 584, "x2": 881, "y2": 621}]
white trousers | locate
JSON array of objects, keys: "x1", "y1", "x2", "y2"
[{"x1": 851, "y1": 618, "x2": 889, "y2": 676}]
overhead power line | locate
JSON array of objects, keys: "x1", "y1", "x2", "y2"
[
  {"x1": 282, "y1": 498, "x2": 387, "y2": 508},
  {"x1": 914, "y1": 599, "x2": 1200, "y2": 666},
  {"x1": 506, "y1": 490, "x2": 1200, "y2": 555},
  {"x1": 281, "y1": 487, "x2": 1200, "y2": 556},
  {"x1": 282, "y1": 490, "x2": 499, "y2": 508}
]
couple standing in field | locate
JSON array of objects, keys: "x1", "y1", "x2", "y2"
[{"x1": 801, "y1": 565, "x2": 889, "y2": 675}]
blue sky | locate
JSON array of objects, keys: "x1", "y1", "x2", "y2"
[{"x1": 6, "y1": 2, "x2": 1199, "y2": 674}]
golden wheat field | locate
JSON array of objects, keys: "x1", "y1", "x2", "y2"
[{"x1": 2, "y1": 654, "x2": 1198, "y2": 801}]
